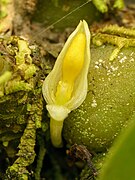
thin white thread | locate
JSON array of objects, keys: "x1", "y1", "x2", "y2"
[{"x1": 33, "y1": 0, "x2": 92, "y2": 38}]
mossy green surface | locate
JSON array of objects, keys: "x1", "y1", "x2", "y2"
[
  {"x1": 63, "y1": 45, "x2": 135, "y2": 152},
  {"x1": 0, "y1": 36, "x2": 45, "y2": 179}
]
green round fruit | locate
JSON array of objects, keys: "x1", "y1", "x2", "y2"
[{"x1": 63, "y1": 45, "x2": 135, "y2": 152}]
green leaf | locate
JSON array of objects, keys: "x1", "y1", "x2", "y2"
[{"x1": 99, "y1": 112, "x2": 135, "y2": 180}]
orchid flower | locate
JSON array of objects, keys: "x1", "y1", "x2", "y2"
[{"x1": 42, "y1": 20, "x2": 91, "y2": 147}]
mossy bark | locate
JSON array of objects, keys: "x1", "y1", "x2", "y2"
[{"x1": 0, "y1": 36, "x2": 45, "y2": 179}]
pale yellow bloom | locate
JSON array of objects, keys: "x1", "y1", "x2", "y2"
[{"x1": 42, "y1": 20, "x2": 91, "y2": 147}]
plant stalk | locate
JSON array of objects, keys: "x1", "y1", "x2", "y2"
[{"x1": 50, "y1": 118, "x2": 64, "y2": 148}]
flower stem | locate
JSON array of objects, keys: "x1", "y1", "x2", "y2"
[{"x1": 50, "y1": 118, "x2": 64, "y2": 148}]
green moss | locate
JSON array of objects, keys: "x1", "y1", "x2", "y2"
[
  {"x1": 92, "y1": 25, "x2": 135, "y2": 61},
  {"x1": 0, "y1": 36, "x2": 44, "y2": 178}
]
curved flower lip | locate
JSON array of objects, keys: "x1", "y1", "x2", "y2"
[
  {"x1": 42, "y1": 20, "x2": 90, "y2": 119},
  {"x1": 47, "y1": 105, "x2": 70, "y2": 121}
]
